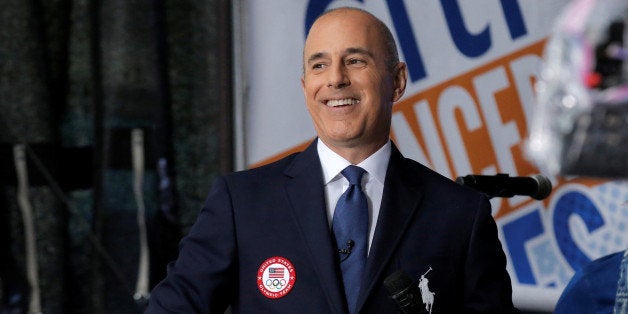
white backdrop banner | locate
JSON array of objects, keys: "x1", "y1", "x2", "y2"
[{"x1": 233, "y1": 0, "x2": 628, "y2": 311}]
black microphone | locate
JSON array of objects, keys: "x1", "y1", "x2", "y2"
[
  {"x1": 337, "y1": 240, "x2": 354, "y2": 262},
  {"x1": 337, "y1": 240, "x2": 354, "y2": 254},
  {"x1": 455, "y1": 173, "x2": 552, "y2": 200},
  {"x1": 384, "y1": 271, "x2": 425, "y2": 314}
]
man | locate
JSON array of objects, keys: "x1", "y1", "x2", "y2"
[{"x1": 146, "y1": 7, "x2": 517, "y2": 313}]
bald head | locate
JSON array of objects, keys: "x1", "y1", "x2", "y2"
[{"x1": 304, "y1": 7, "x2": 400, "y2": 73}]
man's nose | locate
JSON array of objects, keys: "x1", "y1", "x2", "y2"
[{"x1": 327, "y1": 64, "x2": 350, "y2": 88}]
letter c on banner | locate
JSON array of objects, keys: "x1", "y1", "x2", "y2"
[
  {"x1": 440, "y1": 0, "x2": 491, "y2": 57},
  {"x1": 553, "y1": 191, "x2": 604, "y2": 271}
]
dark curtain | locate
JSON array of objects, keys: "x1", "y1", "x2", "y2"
[{"x1": 0, "y1": 0, "x2": 233, "y2": 313}]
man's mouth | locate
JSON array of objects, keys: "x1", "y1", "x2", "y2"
[{"x1": 325, "y1": 98, "x2": 360, "y2": 107}]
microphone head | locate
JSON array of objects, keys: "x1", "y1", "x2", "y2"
[
  {"x1": 531, "y1": 174, "x2": 552, "y2": 200},
  {"x1": 384, "y1": 270, "x2": 424, "y2": 312},
  {"x1": 383, "y1": 270, "x2": 413, "y2": 294}
]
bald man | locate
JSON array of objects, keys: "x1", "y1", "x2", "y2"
[{"x1": 146, "y1": 8, "x2": 518, "y2": 313}]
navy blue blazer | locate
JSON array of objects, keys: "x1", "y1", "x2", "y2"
[{"x1": 146, "y1": 140, "x2": 518, "y2": 313}]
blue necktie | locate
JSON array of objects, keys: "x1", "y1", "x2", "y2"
[{"x1": 332, "y1": 165, "x2": 368, "y2": 313}]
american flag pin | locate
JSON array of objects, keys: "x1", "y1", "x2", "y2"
[{"x1": 257, "y1": 256, "x2": 296, "y2": 299}]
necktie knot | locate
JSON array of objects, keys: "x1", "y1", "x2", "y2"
[{"x1": 342, "y1": 165, "x2": 366, "y2": 186}]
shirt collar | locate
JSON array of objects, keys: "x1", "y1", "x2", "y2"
[{"x1": 317, "y1": 138, "x2": 391, "y2": 185}]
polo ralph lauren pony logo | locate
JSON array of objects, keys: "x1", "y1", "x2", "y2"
[{"x1": 418, "y1": 267, "x2": 435, "y2": 314}]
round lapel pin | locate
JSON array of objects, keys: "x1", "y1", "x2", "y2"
[{"x1": 257, "y1": 256, "x2": 296, "y2": 299}]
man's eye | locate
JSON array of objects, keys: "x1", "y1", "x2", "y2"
[
  {"x1": 314, "y1": 62, "x2": 329, "y2": 68},
  {"x1": 347, "y1": 59, "x2": 366, "y2": 66}
]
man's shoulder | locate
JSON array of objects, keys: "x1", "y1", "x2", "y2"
[
  {"x1": 224, "y1": 151, "x2": 303, "y2": 181},
  {"x1": 395, "y1": 155, "x2": 489, "y2": 205},
  {"x1": 398, "y1": 156, "x2": 469, "y2": 189}
]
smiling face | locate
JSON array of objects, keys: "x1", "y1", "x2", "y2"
[{"x1": 301, "y1": 9, "x2": 407, "y2": 163}]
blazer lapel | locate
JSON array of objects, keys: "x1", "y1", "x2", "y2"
[
  {"x1": 356, "y1": 143, "x2": 425, "y2": 311},
  {"x1": 283, "y1": 140, "x2": 347, "y2": 313}
]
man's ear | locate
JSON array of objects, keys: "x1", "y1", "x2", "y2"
[{"x1": 391, "y1": 62, "x2": 408, "y2": 102}]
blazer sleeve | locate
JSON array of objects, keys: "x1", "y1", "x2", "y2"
[
  {"x1": 463, "y1": 195, "x2": 519, "y2": 313},
  {"x1": 145, "y1": 176, "x2": 236, "y2": 313}
]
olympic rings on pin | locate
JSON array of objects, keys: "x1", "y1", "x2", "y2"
[{"x1": 265, "y1": 278, "x2": 284, "y2": 290}]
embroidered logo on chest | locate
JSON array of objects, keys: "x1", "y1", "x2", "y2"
[
  {"x1": 418, "y1": 267, "x2": 435, "y2": 313},
  {"x1": 257, "y1": 256, "x2": 296, "y2": 299}
]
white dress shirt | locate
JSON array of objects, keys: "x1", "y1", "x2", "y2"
[{"x1": 317, "y1": 139, "x2": 391, "y2": 253}]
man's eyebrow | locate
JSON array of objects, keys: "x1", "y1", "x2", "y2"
[
  {"x1": 345, "y1": 47, "x2": 373, "y2": 57},
  {"x1": 306, "y1": 52, "x2": 327, "y2": 64},
  {"x1": 305, "y1": 47, "x2": 373, "y2": 65}
]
